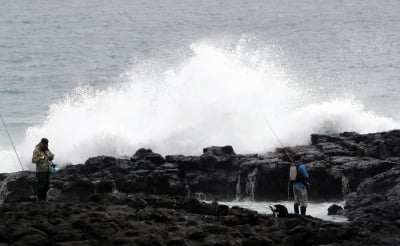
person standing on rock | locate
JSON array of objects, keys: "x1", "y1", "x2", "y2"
[
  {"x1": 32, "y1": 138, "x2": 54, "y2": 203},
  {"x1": 291, "y1": 155, "x2": 309, "y2": 215}
]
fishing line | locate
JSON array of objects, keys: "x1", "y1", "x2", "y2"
[
  {"x1": 0, "y1": 114, "x2": 36, "y2": 199},
  {"x1": 0, "y1": 115, "x2": 26, "y2": 172},
  {"x1": 263, "y1": 116, "x2": 294, "y2": 201},
  {"x1": 264, "y1": 117, "x2": 295, "y2": 163}
]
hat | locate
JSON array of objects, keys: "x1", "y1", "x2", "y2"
[
  {"x1": 294, "y1": 154, "x2": 302, "y2": 161},
  {"x1": 40, "y1": 138, "x2": 49, "y2": 144}
]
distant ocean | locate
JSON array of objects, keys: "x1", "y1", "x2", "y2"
[{"x1": 1, "y1": 0, "x2": 400, "y2": 173}]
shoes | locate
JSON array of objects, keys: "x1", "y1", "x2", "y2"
[
  {"x1": 38, "y1": 200, "x2": 50, "y2": 204},
  {"x1": 300, "y1": 206, "x2": 307, "y2": 215}
]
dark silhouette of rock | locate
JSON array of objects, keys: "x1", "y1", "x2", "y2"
[
  {"x1": 328, "y1": 204, "x2": 343, "y2": 215},
  {"x1": 1, "y1": 130, "x2": 400, "y2": 245},
  {"x1": 131, "y1": 148, "x2": 166, "y2": 166}
]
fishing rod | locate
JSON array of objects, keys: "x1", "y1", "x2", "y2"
[
  {"x1": 264, "y1": 118, "x2": 295, "y2": 163},
  {"x1": 0, "y1": 114, "x2": 36, "y2": 200},
  {"x1": 263, "y1": 117, "x2": 295, "y2": 201}
]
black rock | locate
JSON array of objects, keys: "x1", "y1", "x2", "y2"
[
  {"x1": 327, "y1": 204, "x2": 343, "y2": 215},
  {"x1": 1, "y1": 130, "x2": 400, "y2": 245},
  {"x1": 131, "y1": 148, "x2": 166, "y2": 165}
]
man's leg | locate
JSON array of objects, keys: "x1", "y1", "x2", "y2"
[
  {"x1": 300, "y1": 187, "x2": 308, "y2": 215},
  {"x1": 293, "y1": 187, "x2": 300, "y2": 214},
  {"x1": 36, "y1": 172, "x2": 50, "y2": 202},
  {"x1": 36, "y1": 173, "x2": 45, "y2": 201},
  {"x1": 43, "y1": 173, "x2": 50, "y2": 202},
  {"x1": 294, "y1": 203, "x2": 300, "y2": 214}
]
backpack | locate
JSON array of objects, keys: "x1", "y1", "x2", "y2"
[{"x1": 289, "y1": 163, "x2": 303, "y2": 182}]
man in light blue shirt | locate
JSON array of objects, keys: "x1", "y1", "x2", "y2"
[{"x1": 292, "y1": 155, "x2": 309, "y2": 215}]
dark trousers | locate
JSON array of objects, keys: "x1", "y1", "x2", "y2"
[{"x1": 36, "y1": 172, "x2": 50, "y2": 201}]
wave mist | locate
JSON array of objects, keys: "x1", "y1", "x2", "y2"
[{"x1": 2, "y1": 41, "x2": 398, "y2": 172}]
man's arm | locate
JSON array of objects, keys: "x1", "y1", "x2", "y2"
[
  {"x1": 32, "y1": 148, "x2": 42, "y2": 163},
  {"x1": 45, "y1": 150, "x2": 54, "y2": 161},
  {"x1": 300, "y1": 165, "x2": 309, "y2": 180},
  {"x1": 299, "y1": 165, "x2": 310, "y2": 188}
]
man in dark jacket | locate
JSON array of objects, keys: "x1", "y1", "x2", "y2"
[
  {"x1": 32, "y1": 138, "x2": 54, "y2": 203},
  {"x1": 292, "y1": 155, "x2": 309, "y2": 215}
]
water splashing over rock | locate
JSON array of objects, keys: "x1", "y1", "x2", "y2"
[{"x1": 246, "y1": 168, "x2": 257, "y2": 201}]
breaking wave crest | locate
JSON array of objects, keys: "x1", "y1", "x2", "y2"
[{"x1": 1, "y1": 40, "x2": 398, "y2": 172}]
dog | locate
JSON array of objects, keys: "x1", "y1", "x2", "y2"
[{"x1": 269, "y1": 204, "x2": 289, "y2": 218}]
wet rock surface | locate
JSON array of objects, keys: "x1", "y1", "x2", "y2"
[
  {"x1": 1, "y1": 130, "x2": 400, "y2": 245},
  {"x1": 0, "y1": 195, "x2": 393, "y2": 246}
]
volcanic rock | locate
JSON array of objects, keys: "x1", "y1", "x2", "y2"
[{"x1": 1, "y1": 130, "x2": 400, "y2": 245}]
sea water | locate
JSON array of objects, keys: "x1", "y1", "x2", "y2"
[
  {"x1": 219, "y1": 201, "x2": 348, "y2": 223},
  {"x1": 1, "y1": 0, "x2": 400, "y2": 174}
]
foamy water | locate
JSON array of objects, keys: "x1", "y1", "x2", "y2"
[
  {"x1": 219, "y1": 201, "x2": 348, "y2": 223},
  {"x1": 1, "y1": 41, "x2": 399, "y2": 173}
]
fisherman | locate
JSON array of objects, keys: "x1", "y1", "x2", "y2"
[
  {"x1": 32, "y1": 138, "x2": 54, "y2": 203},
  {"x1": 292, "y1": 154, "x2": 309, "y2": 215}
]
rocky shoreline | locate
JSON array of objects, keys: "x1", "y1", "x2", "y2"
[{"x1": 1, "y1": 130, "x2": 400, "y2": 245}]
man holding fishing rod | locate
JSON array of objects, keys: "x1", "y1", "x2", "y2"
[
  {"x1": 290, "y1": 154, "x2": 310, "y2": 215},
  {"x1": 265, "y1": 118, "x2": 310, "y2": 215},
  {"x1": 32, "y1": 138, "x2": 54, "y2": 203}
]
